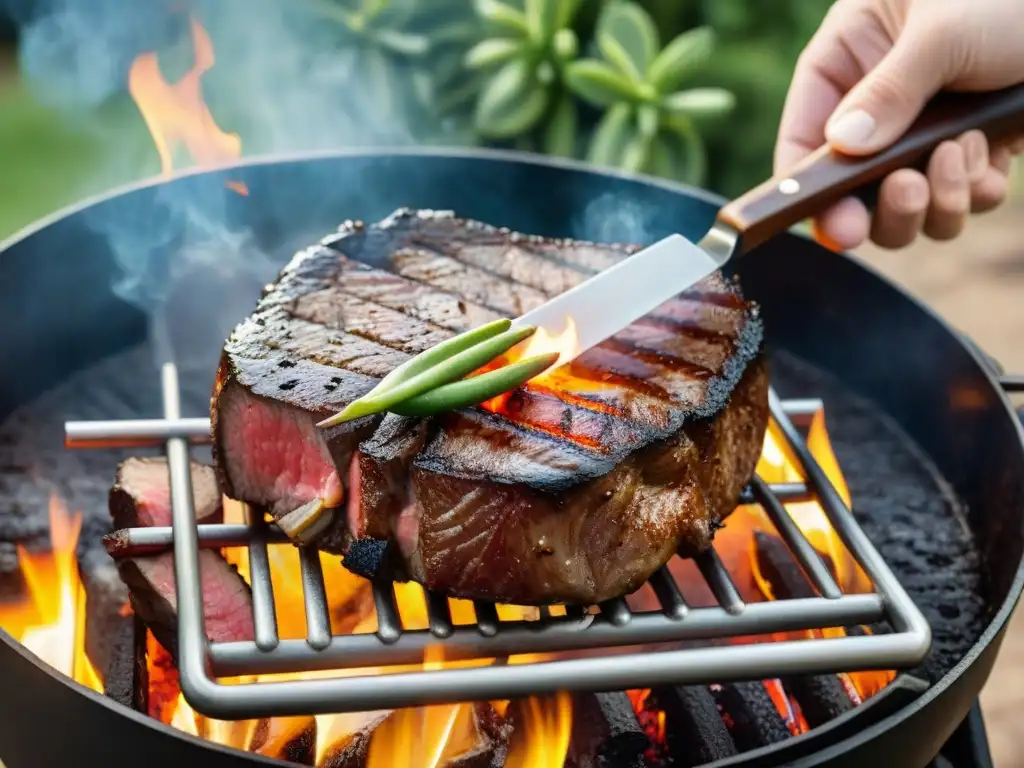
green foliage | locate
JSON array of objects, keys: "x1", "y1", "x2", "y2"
[
  {"x1": 564, "y1": 2, "x2": 733, "y2": 185},
  {"x1": 464, "y1": 0, "x2": 581, "y2": 153},
  {"x1": 287, "y1": 0, "x2": 834, "y2": 188}
]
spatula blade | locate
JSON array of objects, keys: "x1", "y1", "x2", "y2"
[{"x1": 511, "y1": 233, "x2": 728, "y2": 364}]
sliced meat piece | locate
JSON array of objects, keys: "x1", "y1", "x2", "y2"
[
  {"x1": 213, "y1": 209, "x2": 769, "y2": 604},
  {"x1": 107, "y1": 460, "x2": 254, "y2": 655},
  {"x1": 109, "y1": 457, "x2": 222, "y2": 529}
]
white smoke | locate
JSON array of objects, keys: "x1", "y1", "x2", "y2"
[{"x1": 8, "y1": 0, "x2": 450, "y2": 383}]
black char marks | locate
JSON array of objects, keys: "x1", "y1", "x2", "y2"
[{"x1": 213, "y1": 208, "x2": 768, "y2": 604}]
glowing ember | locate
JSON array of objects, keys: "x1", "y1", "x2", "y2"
[
  {"x1": 0, "y1": 495, "x2": 102, "y2": 693},
  {"x1": 127, "y1": 17, "x2": 247, "y2": 194}
]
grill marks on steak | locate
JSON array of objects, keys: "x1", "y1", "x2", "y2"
[
  {"x1": 213, "y1": 209, "x2": 768, "y2": 603},
  {"x1": 106, "y1": 458, "x2": 255, "y2": 655}
]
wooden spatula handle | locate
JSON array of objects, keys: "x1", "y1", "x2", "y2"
[{"x1": 718, "y1": 83, "x2": 1024, "y2": 253}]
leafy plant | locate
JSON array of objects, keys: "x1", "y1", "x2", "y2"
[
  {"x1": 464, "y1": 0, "x2": 582, "y2": 155},
  {"x1": 303, "y1": 0, "x2": 485, "y2": 144},
  {"x1": 564, "y1": 1, "x2": 734, "y2": 185}
]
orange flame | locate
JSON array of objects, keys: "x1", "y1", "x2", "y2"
[
  {"x1": 753, "y1": 411, "x2": 870, "y2": 594},
  {"x1": 481, "y1": 317, "x2": 581, "y2": 412},
  {"x1": 128, "y1": 18, "x2": 247, "y2": 194},
  {"x1": 0, "y1": 495, "x2": 102, "y2": 693},
  {"x1": 746, "y1": 410, "x2": 895, "y2": 700},
  {"x1": 519, "y1": 317, "x2": 581, "y2": 375}
]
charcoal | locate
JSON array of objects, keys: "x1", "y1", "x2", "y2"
[
  {"x1": 650, "y1": 686, "x2": 737, "y2": 766},
  {"x1": 565, "y1": 691, "x2": 648, "y2": 768},
  {"x1": 342, "y1": 537, "x2": 394, "y2": 579},
  {"x1": 783, "y1": 676, "x2": 856, "y2": 728},
  {"x1": 102, "y1": 612, "x2": 148, "y2": 713},
  {"x1": 709, "y1": 681, "x2": 790, "y2": 751},
  {"x1": 81, "y1": 512, "x2": 131, "y2": 673},
  {"x1": 753, "y1": 531, "x2": 857, "y2": 726}
]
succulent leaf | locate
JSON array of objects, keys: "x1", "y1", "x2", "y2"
[
  {"x1": 474, "y1": 0, "x2": 531, "y2": 35},
  {"x1": 525, "y1": 0, "x2": 560, "y2": 43},
  {"x1": 474, "y1": 58, "x2": 550, "y2": 138},
  {"x1": 661, "y1": 87, "x2": 736, "y2": 118},
  {"x1": 565, "y1": 59, "x2": 642, "y2": 108},
  {"x1": 543, "y1": 93, "x2": 578, "y2": 157},
  {"x1": 596, "y1": 1, "x2": 660, "y2": 81},
  {"x1": 587, "y1": 103, "x2": 635, "y2": 167},
  {"x1": 647, "y1": 26, "x2": 715, "y2": 93},
  {"x1": 464, "y1": 37, "x2": 521, "y2": 69}
]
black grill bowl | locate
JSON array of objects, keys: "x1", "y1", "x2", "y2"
[{"x1": 1, "y1": 149, "x2": 1022, "y2": 768}]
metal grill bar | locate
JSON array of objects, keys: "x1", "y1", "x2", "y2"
[
  {"x1": 245, "y1": 506, "x2": 279, "y2": 653},
  {"x1": 298, "y1": 548, "x2": 331, "y2": 651},
  {"x1": 648, "y1": 566, "x2": 687, "y2": 620},
  {"x1": 62, "y1": 400, "x2": 826, "y2": 449},
  {"x1": 750, "y1": 475, "x2": 842, "y2": 599},
  {"x1": 696, "y1": 550, "x2": 745, "y2": 614},
  {"x1": 208, "y1": 595, "x2": 887, "y2": 676},
  {"x1": 101, "y1": 482, "x2": 816, "y2": 558},
  {"x1": 66, "y1": 366, "x2": 931, "y2": 719}
]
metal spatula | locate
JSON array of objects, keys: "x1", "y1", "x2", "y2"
[{"x1": 513, "y1": 83, "x2": 1024, "y2": 362}]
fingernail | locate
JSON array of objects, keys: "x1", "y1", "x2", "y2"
[
  {"x1": 826, "y1": 109, "x2": 877, "y2": 150},
  {"x1": 941, "y1": 145, "x2": 967, "y2": 183}
]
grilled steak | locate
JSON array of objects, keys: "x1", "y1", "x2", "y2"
[
  {"x1": 107, "y1": 458, "x2": 254, "y2": 653},
  {"x1": 213, "y1": 209, "x2": 769, "y2": 604}
]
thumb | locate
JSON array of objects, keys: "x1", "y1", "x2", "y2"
[{"x1": 825, "y1": 27, "x2": 949, "y2": 155}]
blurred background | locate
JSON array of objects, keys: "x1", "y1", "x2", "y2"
[{"x1": 0, "y1": 0, "x2": 1022, "y2": 763}]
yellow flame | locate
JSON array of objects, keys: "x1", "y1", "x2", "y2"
[
  {"x1": 0, "y1": 495, "x2": 103, "y2": 693},
  {"x1": 127, "y1": 17, "x2": 247, "y2": 194},
  {"x1": 755, "y1": 411, "x2": 869, "y2": 594}
]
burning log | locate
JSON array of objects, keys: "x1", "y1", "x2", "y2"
[
  {"x1": 648, "y1": 686, "x2": 737, "y2": 766},
  {"x1": 249, "y1": 716, "x2": 318, "y2": 764},
  {"x1": 565, "y1": 691, "x2": 648, "y2": 768},
  {"x1": 105, "y1": 458, "x2": 255, "y2": 655},
  {"x1": 319, "y1": 702, "x2": 510, "y2": 767},
  {"x1": 319, "y1": 711, "x2": 393, "y2": 768},
  {"x1": 753, "y1": 530, "x2": 857, "y2": 727},
  {"x1": 708, "y1": 681, "x2": 790, "y2": 751}
]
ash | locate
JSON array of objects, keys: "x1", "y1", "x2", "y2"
[{"x1": 0, "y1": 345, "x2": 985, "y2": 683}]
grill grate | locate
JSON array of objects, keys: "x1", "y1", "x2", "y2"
[{"x1": 64, "y1": 363, "x2": 931, "y2": 720}]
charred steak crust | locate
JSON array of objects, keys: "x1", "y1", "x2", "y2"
[{"x1": 212, "y1": 209, "x2": 769, "y2": 603}]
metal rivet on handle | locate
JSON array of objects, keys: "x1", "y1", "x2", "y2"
[{"x1": 778, "y1": 178, "x2": 800, "y2": 195}]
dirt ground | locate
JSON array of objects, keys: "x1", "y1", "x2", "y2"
[{"x1": 854, "y1": 195, "x2": 1024, "y2": 767}]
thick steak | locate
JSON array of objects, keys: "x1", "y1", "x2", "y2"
[{"x1": 212, "y1": 209, "x2": 769, "y2": 604}]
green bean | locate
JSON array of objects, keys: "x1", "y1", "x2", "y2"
[
  {"x1": 373, "y1": 318, "x2": 511, "y2": 396},
  {"x1": 317, "y1": 324, "x2": 538, "y2": 427},
  {"x1": 390, "y1": 352, "x2": 560, "y2": 417}
]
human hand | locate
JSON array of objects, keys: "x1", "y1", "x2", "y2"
[{"x1": 775, "y1": 0, "x2": 1024, "y2": 251}]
